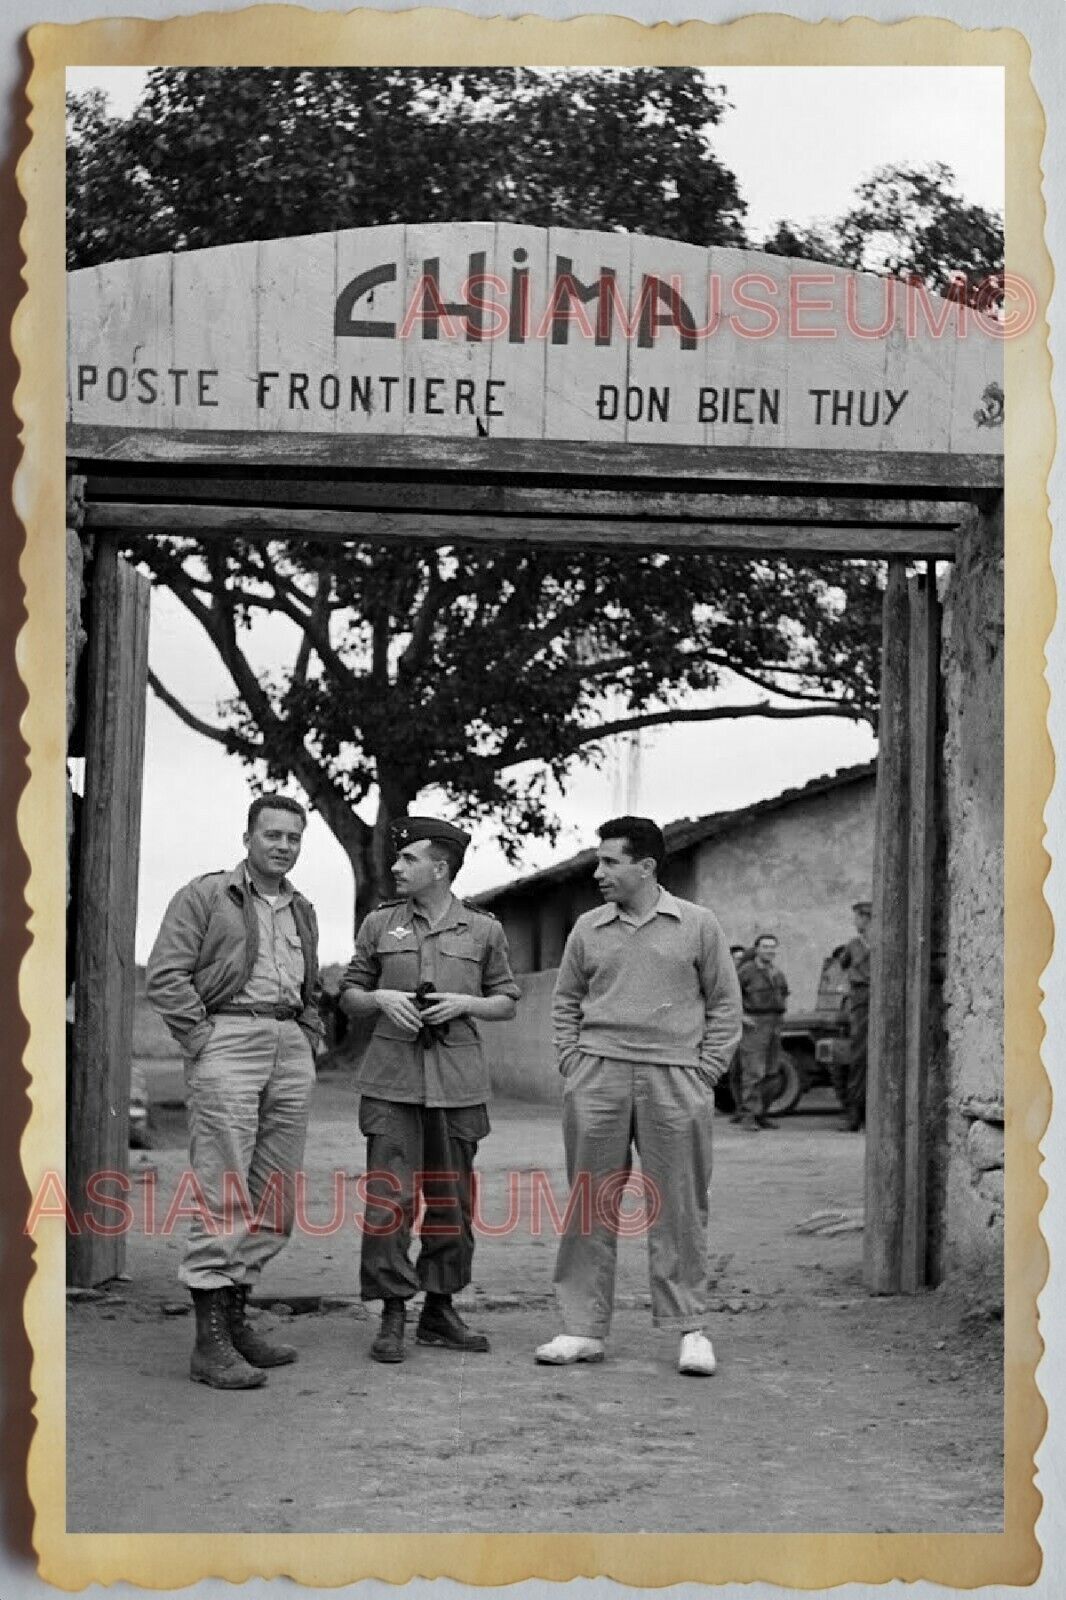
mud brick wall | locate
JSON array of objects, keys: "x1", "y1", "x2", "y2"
[
  {"x1": 687, "y1": 783, "x2": 875, "y2": 1009},
  {"x1": 937, "y1": 500, "x2": 1005, "y2": 1295}
]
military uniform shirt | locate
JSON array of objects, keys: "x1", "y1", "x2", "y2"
[
  {"x1": 232, "y1": 869, "x2": 305, "y2": 1009},
  {"x1": 738, "y1": 959, "x2": 789, "y2": 1015},
  {"x1": 341, "y1": 894, "x2": 520, "y2": 1107},
  {"x1": 841, "y1": 935, "x2": 871, "y2": 995}
]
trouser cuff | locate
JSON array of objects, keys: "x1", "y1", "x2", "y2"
[{"x1": 179, "y1": 1270, "x2": 238, "y2": 1291}]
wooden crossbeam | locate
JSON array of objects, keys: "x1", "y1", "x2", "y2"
[
  {"x1": 69, "y1": 424, "x2": 1003, "y2": 493},
  {"x1": 86, "y1": 500, "x2": 959, "y2": 557},
  {"x1": 82, "y1": 472, "x2": 970, "y2": 530}
]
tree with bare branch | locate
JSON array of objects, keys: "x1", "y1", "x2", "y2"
[{"x1": 138, "y1": 534, "x2": 882, "y2": 920}]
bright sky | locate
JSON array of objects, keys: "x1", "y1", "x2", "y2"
[
  {"x1": 711, "y1": 67, "x2": 1003, "y2": 242},
  {"x1": 65, "y1": 65, "x2": 1000, "y2": 962}
]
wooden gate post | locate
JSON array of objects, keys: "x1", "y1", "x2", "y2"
[
  {"x1": 864, "y1": 562, "x2": 911, "y2": 1294},
  {"x1": 69, "y1": 535, "x2": 150, "y2": 1286},
  {"x1": 901, "y1": 571, "x2": 940, "y2": 1292}
]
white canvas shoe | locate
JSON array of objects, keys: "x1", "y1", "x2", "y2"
[
  {"x1": 678, "y1": 1330, "x2": 717, "y2": 1376},
  {"x1": 534, "y1": 1334, "x2": 606, "y2": 1365}
]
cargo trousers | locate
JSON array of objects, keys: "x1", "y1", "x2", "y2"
[
  {"x1": 738, "y1": 1013, "x2": 784, "y2": 1115},
  {"x1": 179, "y1": 1013, "x2": 316, "y2": 1290},
  {"x1": 358, "y1": 1096, "x2": 491, "y2": 1303},
  {"x1": 845, "y1": 997, "x2": 870, "y2": 1129},
  {"x1": 553, "y1": 1052, "x2": 714, "y2": 1337}
]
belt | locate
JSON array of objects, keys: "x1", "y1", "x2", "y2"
[{"x1": 213, "y1": 1004, "x2": 301, "y2": 1020}]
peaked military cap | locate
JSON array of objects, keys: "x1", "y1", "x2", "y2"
[
  {"x1": 391, "y1": 816, "x2": 472, "y2": 851},
  {"x1": 852, "y1": 899, "x2": 873, "y2": 913}
]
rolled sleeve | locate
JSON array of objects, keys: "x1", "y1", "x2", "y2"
[
  {"x1": 481, "y1": 922, "x2": 521, "y2": 1000},
  {"x1": 340, "y1": 918, "x2": 382, "y2": 994}
]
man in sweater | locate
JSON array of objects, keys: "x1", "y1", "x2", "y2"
[{"x1": 534, "y1": 816, "x2": 743, "y2": 1376}]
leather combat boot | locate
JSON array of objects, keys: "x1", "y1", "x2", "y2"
[
  {"x1": 416, "y1": 1292, "x2": 490, "y2": 1353},
  {"x1": 189, "y1": 1288, "x2": 267, "y2": 1390},
  {"x1": 370, "y1": 1298, "x2": 407, "y2": 1363},
  {"x1": 226, "y1": 1285, "x2": 297, "y2": 1368}
]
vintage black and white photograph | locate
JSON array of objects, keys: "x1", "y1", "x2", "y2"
[{"x1": 56, "y1": 55, "x2": 1014, "y2": 1545}]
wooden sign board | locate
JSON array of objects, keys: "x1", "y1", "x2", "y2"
[{"x1": 67, "y1": 222, "x2": 1004, "y2": 457}]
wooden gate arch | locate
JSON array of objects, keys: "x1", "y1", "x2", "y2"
[{"x1": 66, "y1": 222, "x2": 1003, "y2": 1292}]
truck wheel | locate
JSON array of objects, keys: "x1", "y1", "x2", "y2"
[{"x1": 767, "y1": 1054, "x2": 804, "y2": 1115}]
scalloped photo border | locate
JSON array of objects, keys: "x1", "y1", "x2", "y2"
[{"x1": 13, "y1": 7, "x2": 1054, "y2": 1588}]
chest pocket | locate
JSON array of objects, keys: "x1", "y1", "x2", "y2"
[
  {"x1": 437, "y1": 932, "x2": 483, "y2": 990},
  {"x1": 281, "y1": 929, "x2": 305, "y2": 976},
  {"x1": 374, "y1": 931, "x2": 420, "y2": 972}
]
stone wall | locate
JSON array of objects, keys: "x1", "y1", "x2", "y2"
[{"x1": 937, "y1": 499, "x2": 1005, "y2": 1294}]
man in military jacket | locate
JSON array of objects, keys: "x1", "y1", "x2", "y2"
[
  {"x1": 147, "y1": 794, "x2": 322, "y2": 1390},
  {"x1": 736, "y1": 933, "x2": 790, "y2": 1130},
  {"x1": 839, "y1": 899, "x2": 872, "y2": 1132},
  {"x1": 340, "y1": 817, "x2": 520, "y2": 1364}
]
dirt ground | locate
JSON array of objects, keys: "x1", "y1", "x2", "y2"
[{"x1": 66, "y1": 1072, "x2": 1003, "y2": 1535}]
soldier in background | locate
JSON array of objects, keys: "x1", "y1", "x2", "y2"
[
  {"x1": 839, "y1": 899, "x2": 872, "y2": 1132},
  {"x1": 736, "y1": 934, "x2": 789, "y2": 1130}
]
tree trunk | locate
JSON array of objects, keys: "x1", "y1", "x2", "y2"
[
  {"x1": 372, "y1": 774, "x2": 417, "y2": 913},
  {"x1": 315, "y1": 777, "x2": 414, "y2": 1070}
]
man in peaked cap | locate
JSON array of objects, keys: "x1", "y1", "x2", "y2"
[
  {"x1": 339, "y1": 817, "x2": 520, "y2": 1364},
  {"x1": 838, "y1": 899, "x2": 873, "y2": 1132}
]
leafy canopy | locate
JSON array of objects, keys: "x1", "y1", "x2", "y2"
[{"x1": 68, "y1": 67, "x2": 747, "y2": 269}]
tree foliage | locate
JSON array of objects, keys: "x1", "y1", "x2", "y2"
[
  {"x1": 67, "y1": 67, "x2": 747, "y2": 269},
  {"x1": 764, "y1": 162, "x2": 1004, "y2": 301}
]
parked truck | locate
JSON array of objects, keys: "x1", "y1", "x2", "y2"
[{"x1": 773, "y1": 944, "x2": 853, "y2": 1113}]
